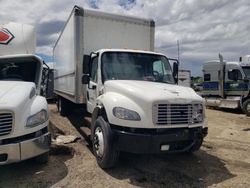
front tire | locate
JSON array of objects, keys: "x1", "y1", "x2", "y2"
[
  {"x1": 242, "y1": 99, "x2": 250, "y2": 116},
  {"x1": 92, "y1": 116, "x2": 119, "y2": 169}
]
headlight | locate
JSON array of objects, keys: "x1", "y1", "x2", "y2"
[
  {"x1": 191, "y1": 104, "x2": 203, "y2": 123},
  {"x1": 113, "y1": 107, "x2": 141, "y2": 121},
  {"x1": 26, "y1": 109, "x2": 48, "y2": 128}
]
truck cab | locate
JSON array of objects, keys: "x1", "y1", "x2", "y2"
[
  {"x1": 83, "y1": 49, "x2": 207, "y2": 168},
  {"x1": 0, "y1": 23, "x2": 51, "y2": 165}
]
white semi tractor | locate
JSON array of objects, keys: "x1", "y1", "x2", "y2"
[
  {"x1": 0, "y1": 22, "x2": 51, "y2": 164},
  {"x1": 202, "y1": 54, "x2": 250, "y2": 116},
  {"x1": 54, "y1": 6, "x2": 207, "y2": 168}
]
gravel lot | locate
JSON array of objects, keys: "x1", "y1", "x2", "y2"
[{"x1": 0, "y1": 104, "x2": 249, "y2": 188}]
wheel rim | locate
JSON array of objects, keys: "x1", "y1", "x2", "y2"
[{"x1": 93, "y1": 127, "x2": 104, "y2": 157}]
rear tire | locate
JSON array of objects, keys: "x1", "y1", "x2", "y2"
[
  {"x1": 57, "y1": 97, "x2": 68, "y2": 116},
  {"x1": 92, "y1": 116, "x2": 119, "y2": 169},
  {"x1": 242, "y1": 99, "x2": 250, "y2": 116}
]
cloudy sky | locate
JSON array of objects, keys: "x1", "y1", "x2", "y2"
[{"x1": 1, "y1": 0, "x2": 250, "y2": 76}]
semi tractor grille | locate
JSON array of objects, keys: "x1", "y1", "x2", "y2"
[
  {"x1": 153, "y1": 104, "x2": 201, "y2": 125},
  {"x1": 0, "y1": 113, "x2": 13, "y2": 136}
]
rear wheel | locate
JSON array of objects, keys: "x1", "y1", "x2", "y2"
[
  {"x1": 242, "y1": 99, "x2": 250, "y2": 116},
  {"x1": 92, "y1": 116, "x2": 119, "y2": 169},
  {"x1": 57, "y1": 97, "x2": 68, "y2": 116}
]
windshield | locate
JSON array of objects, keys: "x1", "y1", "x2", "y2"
[
  {"x1": 242, "y1": 67, "x2": 250, "y2": 79},
  {"x1": 0, "y1": 58, "x2": 38, "y2": 82},
  {"x1": 102, "y1": 52, "x2": 175, "y2": 84}
]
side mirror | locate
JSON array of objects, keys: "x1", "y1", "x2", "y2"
[
  {"x1": 172, "y1": 62, "x2": 179, "y2": 83},
  {"x1": 83, "y1": 55, "x2": 90, "y2": 74},
  {"x1": 82, "y1": 74, "x2": 89, "y2": 84}
]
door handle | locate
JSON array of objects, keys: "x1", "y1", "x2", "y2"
[{"x1": 88, "y1": 84, "x2": 96, "y2": 90}]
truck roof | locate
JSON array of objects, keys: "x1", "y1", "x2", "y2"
[
  {"x1": 96, "y1": 49, "x2": 166, "y2": 56},
  {"x1": 82, "y1": 7, "x2": 154, "y2": 25},
  {"x1": 203, "y1": 60, "x2": 238, "y2": 66},
  {"x1": 0, "y1": 54, "x2": 43, "y2": 63}
]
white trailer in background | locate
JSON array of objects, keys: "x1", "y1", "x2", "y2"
[
  {"x1": 178, "y1": 70, "x2": 191, "y2": 87},
  {"x1": 54, "y1": 6, "x2": 207, "y2": 169},
  {"x1": 0, "y1": 22, "x2": 51, "y2": 165}
]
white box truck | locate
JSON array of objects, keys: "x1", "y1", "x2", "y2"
[
  {"x1": 0, "y1": 22, "x2": 51, "y2": 164},
  {"x1": 54, "y1": 6, "x2": 207, "y2": 168}
]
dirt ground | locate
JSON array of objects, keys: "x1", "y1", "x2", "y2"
[{"x1": 0, "y1": 104, "x2": 249, "y2": 188}]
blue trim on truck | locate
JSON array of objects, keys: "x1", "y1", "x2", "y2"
[{"x1": 203, "y1": 81, "x2": 248, "y2": 91}]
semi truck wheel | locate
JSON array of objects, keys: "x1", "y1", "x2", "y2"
[
  {"x1": 58, "y1": 97, "x2": 68, "y2": 116},
  {"x1": 92, "y1": 116, "x2": 119, "y2": 169},
  {"x1": 187, "y1": 138, "x2": 203, "y2": 153},
  {"x1": 242, "y1": 99, "x2": 250, "y2": 116}
]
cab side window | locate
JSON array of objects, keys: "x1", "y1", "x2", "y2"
[
  {"x1": 204, "y1": 74, "x2": 211, "y2": 81},
  {"x1": 90, "y1": 57, "x2": 98, "y2": 82},
  {"x1": 228, "y1": 69, "x2": 242, "y2": 81}
]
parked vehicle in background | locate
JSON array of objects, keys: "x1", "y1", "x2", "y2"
[
  {"x1": 41, "y1": 63, "x2": 56, "y2": 100},
  {"x1": 0, "y1": 22, "x2": 51, "y2": 165},
  {"x1": 240, "y1": 55, "x2": 250, "y2": 80},
  {"x1": 178, "y1": 70, "x2": 191, "y2": 87},
  {"x1": 54, "y1": 6, "x2": 207, "y2": 168},
  {"x1": 202, "y1": 54, "x2": 250, "y2": 116}
]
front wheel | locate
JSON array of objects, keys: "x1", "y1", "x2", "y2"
[
  {"x1": 92, "y1": 116, "x2": 119, "y2": 169},
  {"x1": 242, "y1": 99, "x2": 250, "y2": 116}
]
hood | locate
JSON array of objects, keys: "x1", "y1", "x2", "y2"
[
  {"x1": 0, "y1": 81, "x2": 35, "y2": 109},
  {"x1": 104, "y1": 80, "x2": 203, "y2": 104}
]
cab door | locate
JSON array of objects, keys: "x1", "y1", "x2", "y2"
[
  {"x1": 87, "y1": 55, "x2": 98, "y2": 113},
  {"x1": 225, "y1": 64, "x2": 247, "y2": 96}
]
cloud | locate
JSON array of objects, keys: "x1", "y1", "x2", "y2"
[{"x1": 1, "y1": 0, "x2": 250, "y2": 76}]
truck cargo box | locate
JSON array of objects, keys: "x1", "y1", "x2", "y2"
[{"x1": 53, "y1": 6, "x2": 155, "y2": 103}]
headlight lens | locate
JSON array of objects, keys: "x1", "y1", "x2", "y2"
[
  {"x1": 191, "y1": 104, "x2": 203, "y2": 123},
  {"x1": 113, "y1": 107, "x2": 141, "y2": 121},
  {"x1": 26, "y1": 109, "x2": 48, "y2": 128}
]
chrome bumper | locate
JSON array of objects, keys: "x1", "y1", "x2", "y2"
[{"x1": 0, "y1": 132, "x2": 51, "y2": 165}]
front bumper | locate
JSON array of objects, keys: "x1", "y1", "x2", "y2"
[
  {"x1": 112, "y1": 127, "x2": 208, "y2": 154},
  {"x1": 0, "y1": 131, "x2": 51, "y2": 165}
]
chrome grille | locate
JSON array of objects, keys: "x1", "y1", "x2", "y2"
[
  {"x1": 0, "y1": 113, "x2": 13, "y2": 136},
  {"x1": 153, "y1": 104, "x2": 193, "y2": 125}
]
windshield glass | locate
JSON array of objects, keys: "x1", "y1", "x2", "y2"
[
  {"x1": 102, "y1": 52, "x2": 175, "y2": 84},
  {"x1": 242, "y1": 67, "x2": 250, "y2": 79},
  {"x1": 0, "y1": 58, "x2": 38, "y2": 82}
]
